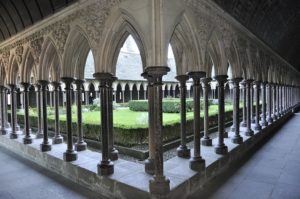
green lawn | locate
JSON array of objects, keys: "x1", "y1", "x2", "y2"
[{"x1": 54, "y1": 104, "x2": 233, "y2": 129}]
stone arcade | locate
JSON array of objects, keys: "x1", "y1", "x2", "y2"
[{"x1": 0, "y1": 0, "x2": 299, "y2": 198}]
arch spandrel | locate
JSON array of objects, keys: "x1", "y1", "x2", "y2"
[{"x1": 39, "y1": 37, "x2": 62, "y2": 81}]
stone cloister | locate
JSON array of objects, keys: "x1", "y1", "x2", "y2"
[{"x1": 0, "y1": 0, "x2": 299, "y2": 198}]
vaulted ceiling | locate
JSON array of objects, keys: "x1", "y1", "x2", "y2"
[
  {"x1": 0, "y1": 0, "x2": 76, "y2": 41},
  {"x1": 0, "y1": 0, "x2": 299, "y2": 71},
  {"x1": 213, "y1": 0, "x2": 300, "y2": 71}
]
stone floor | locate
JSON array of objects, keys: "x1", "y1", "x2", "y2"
[
  {"x1": 190, "y1": 113, "x2": 300, "y2": 199},
  {"x1": 0, "y1": 145, "x2": 106, "y2": 199}
]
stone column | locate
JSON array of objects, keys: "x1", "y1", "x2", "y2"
[
  {"x1": 144, "y1": 80, "x2": 155, "y2": 175},
  {"x1": 74, "y1": 80, "x2": 87, "y2": 151},
  {"x1": 240, "y1": 81, "x2": 247, "y2": 127},
  {"x1": 267, "y1": 83, "x2": 273, "y2": 124},
  {"x1": 21, "y1": 83, "x2": 32, "y2": 144},
  {"x1": 143, "y1": 66, "x2": 170, "y2": 195},
  {"x1": 188, "y1": 72, "x2": 206, "y2": 170},
  {"x1": 245, "y1": 79, "x2": 254, "y2": 136},
  {"x1": 254, "y1": 81, "x2": 262, "y2": 131},
  {"x1": 52, "y1": 82, "x2": 63, "y2": 144},
  {"x1": 277, "y1": 84, "x2": 281, "y2": 117},
  {"x1": 85, "y1": 91, "x2": 89, "y2": 105},
  {"x1": 0, "y1": 86, "x2": 7, "y2": 134},
  {"x1": 261, "y1": 82, "x2": 268, "y2": 127},
  {"x1": 272, "y1": 84, "x2": 277, "y2": 120},
  {"x1": 107, "y1": 77, "x2": 118, "y2": 161},
  {"x1": 15, "y1": 88, "x2": 21, "y2": 132},
  {"x1": 4, "y1": 87, "x2": 10, "y2": 129},
  {"x1": 251, "y1": 84, "x2": 255, "y2": 124},
  {"x1": 35, "y1": 84, "x2": 43, "y2": 138},
  {"x1": 214, "y1": 75, "x2": 228, "y2": 154},
  {"x1": 61, "y1": 78, "x2": 77, "y2": 161},
  {"x1": 201, "y1": 77, "x2": 213, "y2": 146},
  {"x1": 175, "y1": 75, "x2": 191, "y2": 157},
  {"x1": 231, "y1": 78, "x2": 243, "y2": 144},
  {"x1": 8, "y1": 84, "x2": 18, "y2": 139},
  {"x1": 38, "y1": 80, "x2": 51, "y2": 152},
  {"x1": 94, "y1": 73, "x2": 114, "y2": 175},
  {"x1": 129, "y1": 90, "x2": 132, "y2": 101},
  {"x1": 122, "y1": 90, "x2": 125, "y2": 103}
]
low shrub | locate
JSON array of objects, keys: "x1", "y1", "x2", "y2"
[{"x1": 129, "y1": 99, "x2": 203, "y2": 113}]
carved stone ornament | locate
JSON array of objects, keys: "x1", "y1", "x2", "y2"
[
  {"x1": 30, "y1": 37, "x2": 44, "y2": 64},
  {"x1": 15, "y1": 45, "x2": 24, "y2": 64}
]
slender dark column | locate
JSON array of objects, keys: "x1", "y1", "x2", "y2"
[
  {"x1": 176, "y1": 75, "x2": 191, "y2": 157},
  {"x1": 253, "y1": 81, "x2": 262, "y2": 131},
  {"x1": 52, "y1": 82, "x2": 63, "y2": 144},
  {"x1": 214, "y1": 75, "x2": 228, "y2": 154},
  {"x1": 35, "y1": 84, "x2": 43, "y2": 138},
  {"x1": 15, "y1": 88, "x2": 21, "y2": 132},
  {"x1": 251, "y1": 84, "x2": 255, "y2": 124},
  {"x1": 261, "y1": 82, "x2": 268, "y2": 126},
  {"x1": 201, "y1": 77, "x2": 213, "y2": 146},
  {"x1": 276, "y1": 84, "x2": 280, "y2": 117},
  {"x1": 142, "y1": 66, "x2": 170, "y2": 195},
  {"x1": 231, "y1": 78, "x2": 243, "y2": 144},
  {"x1": 74, "y1": 79, "x2": 87, "y2": 151},
  {"x1": 85, "y1": 91, "x2": 89, "y2": 105},
  {"x1": 107, "y1": 77, "x2": 118, "y2": 160},
  {"x1": 4, "y1": 88, "x2": 10, "y2": 129},
  {"x1": 38, "y1": 80, "x2": 51, "y2": 152},
  {"x1": 188, "y1": 71, "x2": 206, "y2": 170},
  {"x1": 0, "y1": 86, "x2": 6, "y2": 134},
  {"x1": 94, "y1": 73, "x2": 114, "y2": 175},
  {"x1": 267, "y1": 83, "x2": 273, "y2": 124},
  {"x1": 21, "y1": 83, "x2": 32, "y2": 144},
  {"x1": 144, "y1": 81, "x2": 154, "y2": 174},
  {"x1": 240, "y1": 81, "x2": 247, "y2": 127},
  {"x1": 272, "y1": 84, "x2": 277, "y2": 120},
  {"x1": 245, "y1": 79, "x2": 254, "y2": 136},
  {"x1": 8, "y1": 84, "x2": 18, "y2": 139},
  {"x1": 61, "y1": 78, "x2": 77, "y2": 161}
]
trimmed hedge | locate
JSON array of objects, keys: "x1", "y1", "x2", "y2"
[{"x1": 129, "y1": 99, "x2": 203, "y2": 113}]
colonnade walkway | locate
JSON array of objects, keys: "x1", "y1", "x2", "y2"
[
  {"x1": 191, "y1": 112, "x2": 300, "y2": 199},
  {"x1": 0, "y1": 145, "x2": 106, "y2": 199}
]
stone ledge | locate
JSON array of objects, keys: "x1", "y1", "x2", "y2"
[{"x1": 0, "y1": 111, "x2": 294, "y2": 199}]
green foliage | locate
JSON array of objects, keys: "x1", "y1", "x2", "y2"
[{"x1": 128, "y1": 98, "x2": 200, "y2": 113}]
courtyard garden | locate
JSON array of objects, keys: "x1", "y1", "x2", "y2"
[{"x1": 14, "y1": 98, "x2": 235, "y2": 146}]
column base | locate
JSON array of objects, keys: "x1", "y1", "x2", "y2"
[
  {"x1": 40, "y1": 142, "x2": 51, "y2": 152},
  {"x1": 232, "y1": 136, "x2": 243, "y2": 144},
  {"x1": 23, "y1": 136, "x2": 33, "y2": 144},
  {"x1": 176, "y1": 145, "x2": 191, "y2": 158},
  {"x1": 97, "y1": 161, "x2": 114, "y2": 175},
  {"x1": 224, "y1": 131, "x2": 228, "y2": 138},
  {"x1": 0, "y1": 129, "x2": 7, "y2": 135},
  {"x1": 215, "y1": 145, "x2": 228, "y2": 155},
  {"x1": 109, "y1": 149, "x2": 119, "y2": 161},
  {"x1": 189, "y1": 156, "x2": 205, "y2": 171},
  {"x1": 36, "y1": 131, "x2": 44, "y2": 139},
  {"x1": 149, "y1": 176, "x2": 170, "y2": 195},
  {"x1": 254, "y1": 124, "x2": 262, "y2": 131},
  {"x1": 240, "y1": 121, "x2": 247, "y2": 127},
  {"x1": 267, "y1": 117, "x2": 273, "y2": 124},
  {"x1": 230, "y1": 126, "x2": 235, "y2": 132},
  {"x1": 201, "y1": 138, "x2": 212, "y2": 146},
  {"x1": 145, "y1": 158, "x2": 155, "y2": 175},
  {"x1": 63, "y1": 150, "x2": 78, "y2": 162},
  {"x1": 75, "y1": 141, "x2": 87, "y2": 152},
  {"x1": 9, "y1": 133, "x2": 18, "y2": 139},
  {"x1": 261, "y1": 120, "x2": 268, "y2": 127},
  {"x1": 245, "y1": 129, "x2": 254, "y2": 136},
  {"x1": 52, "y1": 135, "x2": 63, "y2": 144}
]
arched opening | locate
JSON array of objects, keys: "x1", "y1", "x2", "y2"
[
  {"x1": 116, "y1": 84, "x2": 122, "y2": 103},
  {"x1": 132, "y1": 84, "x2": 138, "y2": 100},
  {"x1": 88, "y1": 83, "x2": 95, "y2": 104},
  {"x1": 139, "y1": 84, "x2": 144, "y2": 100},
  {"x1": 124, "y1": 84, "x2": 130, "y2": 103}
]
